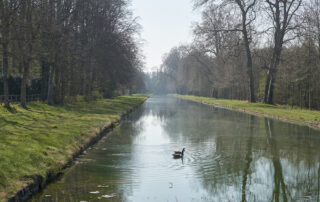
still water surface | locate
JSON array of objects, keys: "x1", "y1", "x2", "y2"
[{"x1": 33, "y1": 96, "x2": 320, "y2": 201}]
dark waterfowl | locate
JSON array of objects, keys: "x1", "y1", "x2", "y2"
[{"x1": 172, "y1": 148, "x2": 185, "y2": 158}]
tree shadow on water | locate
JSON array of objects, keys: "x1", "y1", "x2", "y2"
[{"x1": 265, "y1": 119, "x2": 288, "y2": 202}]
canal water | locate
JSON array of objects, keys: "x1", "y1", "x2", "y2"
[{"x1": 32, "y1": 96, "x2": 320, "y2": 202}]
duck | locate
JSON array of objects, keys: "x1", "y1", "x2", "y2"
[{"x1": 172, "y1": 148, "x2": 185, "y2": 158}]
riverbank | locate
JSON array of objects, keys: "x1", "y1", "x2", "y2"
[
  {"x1": 173, "y1": 94, "x2": 320, "y2": 129},
  {"x1": 0, "y1": 94, "x2": 149, "y2": 201}
]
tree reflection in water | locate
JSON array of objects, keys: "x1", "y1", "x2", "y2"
[
  {"x1": 241, "y1": 116, "x2": 254, "y2": 202},
  {"x1": 32, "y1": 96, "x2": 320, "y2": 202},
  {"x1": 265, "y1": 119, "x2": 287, "y2": 201}
]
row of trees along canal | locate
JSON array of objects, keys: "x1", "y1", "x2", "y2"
[
  {"x1": 0, "y1": 0, "x2": 145, "y2": 109},
  {"x1": 145, "y1": 0, "x2": 320, "y2": 110}
]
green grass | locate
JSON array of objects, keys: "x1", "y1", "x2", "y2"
[
  {"x1": 0, "y1": 94, "x2": 149, "y2": 200},
  {"x1": 173, "y1": 94, "x2": 320, "y2": 128}
]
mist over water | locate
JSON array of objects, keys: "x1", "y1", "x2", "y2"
[{"x1": 33, "y1": 96, "x2": 320, "y2": 201}]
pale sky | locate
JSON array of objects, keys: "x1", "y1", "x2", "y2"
[{"x1": 131, "y1": 0, "x2": 201, "y2": 72}]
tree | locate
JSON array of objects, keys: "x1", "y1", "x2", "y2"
[
  {"x1": 194, "y1": 0, "x2": 258, "y2": 102},
  {"x1": 1, "y1": 0, "x2": 144, "y2": 108},
  {"x1": 15, "y1": 0, "x2": 38, "y2": 108},
  {"x1": 263, "y1": 0, "x2": 302, "y2": 104},
  {"x1": 0, "y1": 0, "x2": 19, "y2": 109}
]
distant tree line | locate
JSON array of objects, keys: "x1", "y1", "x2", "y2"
[
  {"x1": 0, "y1": 0, "x2": 144, "y2": 109},
  {"x1": 148, "y1": 0, "x2": 320, "y2": 109}
]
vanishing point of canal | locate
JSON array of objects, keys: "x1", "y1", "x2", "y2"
[{"x1": 33, "y1": 96, "x2": 320, "y2": 201}]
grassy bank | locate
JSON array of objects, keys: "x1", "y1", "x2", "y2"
[
  {"x1": 173, "y1": 94, "x2": 320, "y2": 129},
  {"x1": 0, "y1": 94, "x2": 148, "y2": 201}
]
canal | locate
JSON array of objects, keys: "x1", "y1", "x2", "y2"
[{"x1": 32, "y1": 96, "x2": 320, "y2": 201}]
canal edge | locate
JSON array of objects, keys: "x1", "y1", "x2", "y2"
[
  {"x1": 7, "y1": 96, "x2": 150, "y2": 202},
  {"x1": 172, "y1": 95, "x2": 320, "y2": 131}
]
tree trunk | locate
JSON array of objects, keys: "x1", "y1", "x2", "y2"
[
  {"x1": 47, "y1": 65, "x2": 55, "y2": 105},
  {"x1": 41, "y1": 62, "x2": 50, "y2": 101},
  {"x1": 60, "y1": 68, "x2": 66, "y2": 104},
  {"x1": 264, "y1": 70, "x2": 275, "y2": 104},
  {"x1": 2, "y1": 42, "x2": 10, "y2": 108},
  {"x1": 242, "y1": 14, "x2": 256, "y2": 103},
  {"x1": 20, "y1": 61, "x2": 30, "y2": 108},
  {"x1": 309, "y1": 83, "x2": 311, "y2": 110},
  {"x1": 264, "y1": 49, "x2": 281, "y2": 105}
]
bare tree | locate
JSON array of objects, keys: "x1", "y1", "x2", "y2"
[
  {"x1": 263, "y1": 0, "x2": 302, "y2": 104},
  {"x1": 0, "y1": 0, "x2": 143, "y2": 108},
  {"x1": 0, "y1": 0, "x2": 19, "y2": 109},
  {"x1": 17, "y1": 0, "x2": 38, "y2": 108},
  {"x1": 235, "y1": 0, "x2": 257, "y2": 102},
  {"x1": 195, "y1": 0, "x2": 258, "y2": 102}
]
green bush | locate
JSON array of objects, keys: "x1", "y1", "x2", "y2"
[{"x1": 84, "y1": 90, "x2": 103, "y2": 102}]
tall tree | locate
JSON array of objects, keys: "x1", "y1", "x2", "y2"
[
  {"x1": 263, "y1": 0, "x2": 302, "y2": 104},
  {"x1": 195, "y1": 0, "x2": 258, "y2": 102},
  {"x1": 0, "y1": 0, "x2": 19, "y2": 108},
  {"x1": 18, "y1": 0, "x2": 37, "y2": 108}
]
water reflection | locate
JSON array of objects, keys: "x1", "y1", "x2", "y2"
[{"x1": 32, "y1": 96, "x2": 320, "y2": 202}]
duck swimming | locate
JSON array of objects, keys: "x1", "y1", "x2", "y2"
[{"x1": 172, "y1": 148, "x2": 185, "y2": 158}]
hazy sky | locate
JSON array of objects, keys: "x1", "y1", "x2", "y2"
[{"x1": 131, "y1": 0, "x2": 201, "y2": 72}]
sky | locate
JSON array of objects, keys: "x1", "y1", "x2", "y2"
[{"x1": 130, "y1": 0, "x2": 201, "y2": 72}]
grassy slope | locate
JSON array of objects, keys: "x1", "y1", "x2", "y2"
[
  {"x1": 0, "y1": 94, "x2": 148, "y2": 200},
  {"x1": 173, "y1": 94, "x2": 320, "y2": 128}
]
